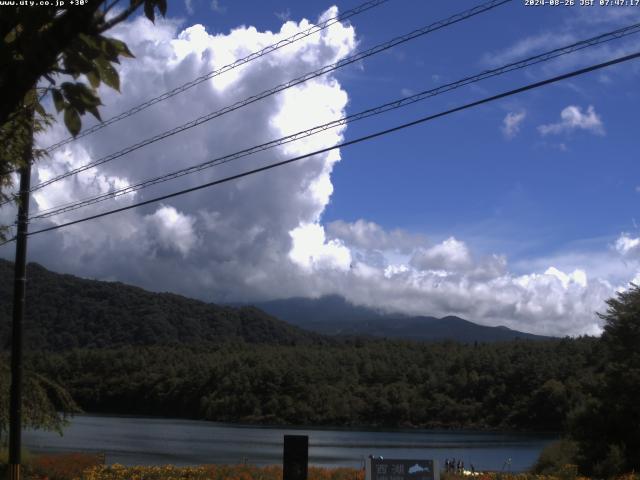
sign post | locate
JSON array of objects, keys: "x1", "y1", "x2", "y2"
[
  {"x1": 283, "y1": 434, "x2": 308, "y2": 480},
  {"x1": 366, "y1": 457, "x2": 439, "y2": 480}
]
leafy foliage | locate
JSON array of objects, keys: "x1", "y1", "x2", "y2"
[
  {"x1": 0, "y1": 357, "x2": 80, "y2": 439},
  {"x1": 569, "y1": 285, "x2": 640, "y2": 476},
  {"x1": 0, "y1": 0, "x2": 168, "y2": 239},
  {"x1": 531, "y1": 439, "x2": 579, "y2": 476},
  {"x1": 27, "y1": 338, "x2": 601, "y2": 431}
]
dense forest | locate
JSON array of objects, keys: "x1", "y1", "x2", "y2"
[
  {"x1": 0, "y1": 260, "x2": 325, "y2": 350},
  {"x1": 21, "y1": 337, "x2": 601, "y2": 432}
]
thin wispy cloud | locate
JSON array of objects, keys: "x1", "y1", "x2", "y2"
[
  {"x1": 482, "y1": 7, "x2": 640, "y2": 81},
  {"x1": 275, "y1": 9, "x2": 291, "y2": 22},
  {"x1": 210, "y1": 0, "x2": 226, "y2": 13},
  {"x1": 184, "y1": 0, "x2": 194, "y2": 15},
  {"x1": 483, "y1": 33, "x2": 575, "y2": 67},
  {"x1": 501, "y1": 110, "x2": 526, "y2": 139}
]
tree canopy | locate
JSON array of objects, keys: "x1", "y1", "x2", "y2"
[
  {"x1": 0, "y1": 358, "x2": 80, "y2": 439},
  {"x1": 569, "y1": 284, "x2": 640, "y2": 476},
  {"x1": 0, "y1": 0, "x2": 169, "y2": 433},
  {"x1": 0, "y1": 0, "x2": 168, "y2": 236}
]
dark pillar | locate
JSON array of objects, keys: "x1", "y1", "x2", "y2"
[
  {"x1": 283, "y1": 434, "x2": 308, "y2": 480},
  {"x1": 9, "y1": 107, "x2": 33, "y2": 480}
]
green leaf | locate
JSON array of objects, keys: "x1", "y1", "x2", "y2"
[
  {"x1": 94, "y1": 58, "x2": 120, "y2": 92},
  {"x1": 99, "y1": 36, "x2": 120, "y2": 62},
  {"x1": 86, "y1": 69, "x2": 100, "y2": 89},
  {"x1": 64, "y1": 108, "x2": 81, "y2": 137},
  {"x1": 144, "y1": 0, "x2": 155, "y2": 23},
  {"x1": 156, "y1": 0, "x2": 167, "y2": 16},
  {"x1": 4, "y1": 28, "x2": 17, "y2": 44},
  {"x1": 78, "y1": 33, "x2": 98, "y2": 50},
  {"x1": 107, "y1": 37, "x2": 135, "y2": 59},
  {"x1": 24, "y1": 88, "x2": 37, "y2": 107},
  {"x1": 34, "y1": 101, "x2": 47, "y2": 118},
  {"x1": 87, "y1": 105, "x2": 102, "y2": 122},
  {"x1": 61, "y1": 82, "x2": 102, "y2": 109},
  {"x1": 4, "y1": 23, "x2": 23, "y2": 44},
  {"x1": 64, "y1": 49, "x2": 94, "y2": 74}
]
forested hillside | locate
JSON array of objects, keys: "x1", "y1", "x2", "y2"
[
  {"x1": 26, "y1": 337, "x2": 602, "y2": 431},
  {"x1": 0, "y1": 259, "x2": 604, "y2": 433},
  {"x1": 0, "y1": 259, "x2": 324, "y2": 350}
]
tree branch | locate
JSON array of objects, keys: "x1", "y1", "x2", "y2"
[
  {"x1": 97, "y1": 0, "x2": 144, "y2": 34},
  {"x1": 0, "y1": 4, "x2": 102, "y2": 127}
]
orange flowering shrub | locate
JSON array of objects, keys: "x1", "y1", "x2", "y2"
[
  {"x1": 77, "y1": 464, "x2": 365, "y2": 480},
  {"x1": 27, "y1": 452, "x2": 104, "y2": 480},
  {"x1": 20, "y1": 457, "x2": 640, "y2": 480}
]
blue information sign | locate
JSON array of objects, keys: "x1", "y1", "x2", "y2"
[{"x1": 366, "y1": 458, "x2": 439, "y2": 480}]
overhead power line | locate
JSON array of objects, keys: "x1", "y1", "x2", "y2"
[
  {"x1": 0, "y1": 0, "x2": 387, "y2": 180},
  {"x1": 43, "y1": 0, "x2": 389, "y2": 154},
  {"x1": 23, "y1": 0, "x2": 512, "y2": 195},
  {"x1": 2, "y1": 49, "x2": 634, "y2": 243},
  {"x1": 28, "y1": 22, "x2": 640, "y2": 222}
]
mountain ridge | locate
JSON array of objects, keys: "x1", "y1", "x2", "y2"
[
  {"x1": 247, "y1": 295, "x2": 552, "y2": 342},
  {"x1": 0, "y1": 259, "x2": 551, "y2": 349}
]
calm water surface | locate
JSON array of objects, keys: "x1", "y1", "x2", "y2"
[{"x1": 24, "y1": 414, "x2": 555, "y2": 471}]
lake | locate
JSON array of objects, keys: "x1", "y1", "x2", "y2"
[{"x1": 24, "y1": 414, "x2": 555, "y2": 471}]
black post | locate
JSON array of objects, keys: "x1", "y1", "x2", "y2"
[
  {"x1": 283, "y1": 435, "x2": 308, "y2": 480},
  {"x1": 8, "y1": 113, "x2": 33, "y2": 480}
]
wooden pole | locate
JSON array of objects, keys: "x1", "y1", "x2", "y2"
[{"x1": 8, "y1": 107, "x2": 33, "y2": 480}]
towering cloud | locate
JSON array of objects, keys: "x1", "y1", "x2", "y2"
[{"x1": 0, "y1": 8, "x2": 635, "y2": 337}]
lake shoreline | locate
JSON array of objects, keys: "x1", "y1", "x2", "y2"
[
  {"x1": 25, "y1": 413, "x2": 556, "y2": 471},
  {"x1": 73, "y1": 411, "x2": 561, "y2": 436}
]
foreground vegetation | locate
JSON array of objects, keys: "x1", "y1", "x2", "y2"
[
  {"x1": 8, "y1": 453, "x2": 361, "y2": 480},
  {"x1": 7, "y1": 452, "x2": 640, "y2": 480},
  {"x1": 5, "y1": 451, "x2": 640, "y2": 480}
]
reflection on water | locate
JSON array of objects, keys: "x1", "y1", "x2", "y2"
[{"x1": 24, "y1": 414, "x2": 555, "y2": 471}]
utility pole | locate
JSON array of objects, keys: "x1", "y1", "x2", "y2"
[{"x1": 9, "y1": 106, "x2": 33, "y2": 480}]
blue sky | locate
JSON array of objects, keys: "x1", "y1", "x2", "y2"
[
  {"x1": 175, "y1": 0, "x2": 640, "y2": 267},
  {"x1": 3, "y1": 0, "x2": 640, "y2": 335}
]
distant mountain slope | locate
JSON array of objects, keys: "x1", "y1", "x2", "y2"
[
  {"x1": 0, "y1": 259, "x2": 325, "y2": 350},
  {"x1": 250, "y1": 295, "x2": 552, "y2": 342}
]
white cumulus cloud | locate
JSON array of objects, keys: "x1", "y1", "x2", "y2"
[
  {"x1": 410, "y1": 237, "x2": 473, "y2": 272},
  {"x1": 289, "y1": 223, "x2": 351, "y2": 271},
  {"x1": 145, "y1": 205, "x2": 199, "y2": 257},
  {"x1": 615, "y1": 233, "x2": 640, "y2": 257},
  {"x1": 538, "y1": 105, "x2": 605, "y2": 136},
  {"x1": 12, "y1": 8, "x2": 357, "y2": 301},
  {"x1": 0, "y1": 9, "x2": 633, "y2": 338}
]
